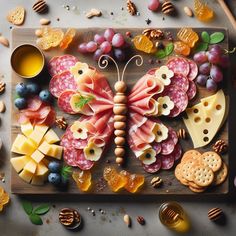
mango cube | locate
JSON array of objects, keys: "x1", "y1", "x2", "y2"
[
  {"x1": 38, "y1": 141, "x2": 51, "y2": 155},
  {"x1": 31, "y1": 150, "x2": 45, "y2": 163},
  {"x1": 21, "y1": 122, "x2": 33, "y2": 137},
  {"x1": 10, "y1": 155, "x2": 31, "y2": 173},
  {"x1": 43, "y1": 129, "x2": 60, "y2": 144},
  {"x1": 47, "y1": 145, "x2": 63, "y2": 160},
  {"x1": 19, "y1": 169, "x2": 34, "y2": 183},
  {"x1": 24, "y1": 160, "x2": 37, "y2": 174},
  {"x1": 35, "y1": 162, "x2": 48, "y2": 176},
  {"x1": 28, "y1": 125, "x2": 48, "y2": 146}
]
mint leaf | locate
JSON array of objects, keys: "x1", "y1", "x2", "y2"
[
  {"x1": 22, "y1": 201, "x2": 33, "y2": 215},
  {"x1": 210, "y1": 32, "x2": 225, "y2": 44},
  {"x1": 155, "y1": 49, "x2": 166, "y2": 59},
  {"x1": 33, "y1": 204, "x2": 50, "y2": 215},
  {"x1": 29, "y1": 214, "x2": 43, "y2": 225},
  {"x1": 165, "y1": 43, "x2": 174, "y2": 56},
  {"x1": 195, "y1": 42, "x2": 208, "y2": 52},
  {"x1": 201, "y1": 31, "x2": 210, "y2": 43}
]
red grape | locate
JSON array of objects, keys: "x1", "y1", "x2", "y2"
[
  {"x1": 94, "y1": 34, "x2": 106, "y2": 45},
  {"x1": 210, "y1": 45, "x2": 222, "y2": 55},
  {"x1": 100, "y1": 41, "x2": 112, "y2": 53},
  {"x1": 112, "y1": 33, "x2": 125, "y2": 48},
  {"x1": 210, "y1": 65, "x2": 223, "y2": 82},
  {"x1": 199, "y1": 62, "x2": 211, "y2": 75},
  {"x1": 93, "y1": 49, "x2": 104, "y2": 61},
  {"x1": 196, "y1": 74, "x2": 208, "y2": 86},
  {"x1": 206, "y1": 79, "x2": 217, "y2": 91},
  {"x1": 193, "y1": 51, "x2": 208, "y2": 63},
  {"x1": 148, "y1": 0, "x2": 160, "y2": 11},
  {"x1": 86, "y1": 41, "x2": 97, "y2": 52},
  {"x1": 104, "y1": 28, "x2": 115, "y2": 42},
  {"x1": 78, "y1": 43, "x2": 88, "y2": 54},
  {"x1": 207, "y1": 51, "x2": 220, "y2": 64}
]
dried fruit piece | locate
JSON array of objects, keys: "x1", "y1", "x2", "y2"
[
  {"x1": 7, "y1": 6, "x2": 25, "y2": 25},
  {"x1": 177, "y1": 28, "x2": 199, "y2": 48},
  {"x1": 72, "y1": 170, "x2": 92, "y2": 192},
  {"x1": 133, "y1": 35, "x2": 155, "y2": 53},
  {"x1": 174, "y1": 41, "x2": 191, "y2": 56},
  {"x1": 0, "y1": 186, "x2": 10, "y2": 212},
  {"x1": 60, "y1": 28, "x2": 76, "y2": 50},
  {"x1": 194, "y1": 0, "x2": 214, "y2": 22}
]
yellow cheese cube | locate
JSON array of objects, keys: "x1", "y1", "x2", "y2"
[
  {"x1": 10, "y1": 155, "x2": 31, "y2": 173},
  {"x1": 19, "y1": 169, "x2": 34, "y2": 183},
  {"x1": 29, "y1": 125, "x2": 48, "y2": 146},
  {"x1": 31, "y1": 150, "x2": 45, "y2": 163},
  {"x1": 38, "y1": 141, "x2": 51, "y2": 155},
  {"x1": 35, "y1": 162, "x2": 49, "y2": 176},
  {"x1": 43, "y1": 129, "x2": 60, "y2": 144},
  {"x1": 11, "y1": 134, "x2": 36, "y2": 155},
  {"x1": 48, "y1": 145, "x2": 63, "y2": 160},
  {"x1": 31, "y1": 176, "x2": 45, "y2": 186},
  {"x1": 21, "y1": 122, "x2": 33, "y2": 137},
  {"x1": 24, "y1": 159, "x2": 37, "y2": 174}
]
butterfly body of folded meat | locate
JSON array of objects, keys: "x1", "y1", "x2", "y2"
[{"x1": 49, "y1": 55, "x2": 197, "y2": 173}]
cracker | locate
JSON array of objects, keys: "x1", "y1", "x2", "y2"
[
  {"x1": 182, "y1": 162, "x2": 195, "y2": 181},
  {"x1": 175, "y1": 163, "x2": 189, "y2": 186},
  {"x1": 181, "y1": 150, "x2": 201, "y2": 163},
  {"x1": 188, "y1": 181, "x2": 201, "y2": 189},
  {"x1": 189, "y1": 185, "x2": 206, "y2": 193},
  {"x1": 201, "y1": 151, "x2": 222, "y2": 172},
  {"x1": 213, "y1": 162, "x2": 228, "y2": 186},
  {"x1": 192, "y1": 165, "x2": 214, "y2": 187},
  {"x1": 7, "y1": 6, "x2": 25, "y2": 25}
]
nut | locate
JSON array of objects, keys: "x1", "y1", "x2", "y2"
[
  {"x1": 0, "y1": 81, "x2": 6, "y2": 94},
  {"x1": 183, "y1": 6, "x2": 193, "y2": 17},
  {"x1": 39, "y1": 18, "x2": 50, "y2": 25},
  {"x1": 0, "y1": 101, "x2": 6, "y2": 113},
  {"x1": 162, "y1": 1, "x2": 175, "y2": 15},
  {"x1": 150, "y1": 176, "x2": 163, "y2": 188},
  {"x1": 177, "y1": 128, "x2": 187, "y2": 139},
  {"x1": 142, "y1": 29, "x2": 164, "y2": 40},
  {"x1": 0, "y1": 36, "x2": 9, "y2": 47},
  {"x1": 127, "y1": 0, "x2": 137, "y2": 16},
  {"x1": 59, "y1": 208, "x2": 75, "y2": 226},
  {"x1": 86, "y1": 8, "x2": 102, "y2": 18},
  {"x1": 32, "y1": 0, "x2": 48, "y2": 14},
  {"x1": 35, "y1": 29, "x2": 43, "y2": 37},
  {"x1": 136, "y1": 216, "x2": 145, "y2": 225},
  {"x1": 55, "y1": 116, "x2": 68, "y2": 129},
  {"x1": 123, "y1": 214, "x2": 131, "y2": 227},
  {"x1": 212, "y1": 140, "x2": 227, "y2": 154},
  {"x1": 208, "y1": 207, "x2": 223, "y2": 221}
]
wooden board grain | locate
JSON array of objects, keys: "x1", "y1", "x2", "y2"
[{"x1": 11, "y1": 28, "x2": 229, "y2": 195}]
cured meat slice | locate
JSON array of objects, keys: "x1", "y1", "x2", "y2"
[
  {"x1": 170, "y1": 74, "x2": 189, "y2": 92},
  {"x1": 187, "y1": 80, "x2": 197, "y2": 100},
  {"x1": 171, "y1": 144, "x2": 182, "y2": 161},
  {"x1": 153, "y1": 142, "x2": 162, "y2": 155},
  {"x1": 160, "y1": 135, "x2": 175, "y2": 155},
  {"x1": 27, "y1": 97, "x2": 42, "y2": 111},
  {"x1": 168, "y1": 127, "x2": 178, "y2": 145},
  {"x1": 187, "y1": 60, "x2": 198, "y2": 81},
  {"x1": 167, "y1": 57, "x2": 190, "y2": 77},
  {"x1": 58, "y1": 90, "x2": 77, "y2": 114},
  {"x1": 142, "y1": 157, "x2": 162, "y2": 173},
  {"x1": 48, "y1": 56, "x2": 60, "y2": 76},
  {"x1": 49, "y1": 71, "x2": 78, "y2": 98},
  {"x1": 162, "y1": 85, "x2": 188, "y2": 117},
  {"x1": 161, "y1": 154, "x2": 175, "y2": 170}
]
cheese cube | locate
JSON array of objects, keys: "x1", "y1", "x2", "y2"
[
  {"x1": 21, "y1": 122, "x2": 33, "y2": 137},
  {"x1": 43, "y1": 129, "x2": 60, "y2": 144},
  {"x1": 31, "y1": 150, "x2": 45, "y2": 163},
  {"x1": 11, "y1": 134, "x2": 36, "y2": 155},
  {"x1": 29, "y1": 125, "x2": 48, "y2": 146},
  {"x1": 47, "y1": 145, "x2": 63, "y2": 160},
  {"x1": 24, "y1": 159, "x2": 37, "y2": 174},
  {"x1": 31, "y1": 176, "x2": 45, "y2": 186},
  {"x1": 42, "y1": 158, "x2": 50, "y2": 167},
  {"x1": 10, "y1": 155, "x2": 31, "y2": 173},
  {"x1": 35, "y1": 162, "x2": 49, "y2": 176},
  {"x1": 38, "y1": 141, "x2": 51, "y2": 155},
  {"x1": 19, "y1": 169, "x2": 34, "y2": 183}
]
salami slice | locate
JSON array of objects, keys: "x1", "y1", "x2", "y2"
[
  {"x1": 49, "y1": 71, "x2": 78, "y2": 98},
  {"x1": 72, "y1": 138, "x2": 88, "y2": 149},
  {"x1": 160, "y1": 135, "x2": 175, "y2": 155},
  {"x1": 187, "y1": 81, "x2": 197, "y2": 100},
  {"x1": 48, "y1": 56, "x2": 60, "y2": 76},
  {"x1": 162, "y1": 85, "x2": 188, "y2": 117},
  {"x1": 167, "y1": 57, "x2": 190, "y2": 77},
  {"x1": 172, "y1": 144, "x2": 182, "y2": 161},
  {"x1": 168, "y1": 127, "x2": 178, "y2": 145},
  {"x1": 187, "y1": 60, "x2": 198, "y2": 81},
  {"x1": 161, "y1": 154, "x2": 175, "y2": 170},
  {"x1": 153, "y1": 142, "x2": 162, "y2": 155},
  {"x1": 170, "y1": 74, "x2": 189, "y2": 92},
  {"x1": 142, "y1": 157, "x2": 162, "y2": 173},
  {"x1": 58, "y1": 90, "x2": 77, "y2": 114}
]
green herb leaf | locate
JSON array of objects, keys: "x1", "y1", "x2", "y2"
[
  {"x1": 195, "y1": 42, "x2": 208, "y2": 52},
  {"x1": 201, "y1": 31, "x2": 210, "y2": 43},
  {"x1": 61, "y1": 165, "x2": 72, "y2": 180},
  {"x1": 165, "y1": 43, "x2": 174, "y2": 56},
  {"x1": 29, "y1": 214, "x2": 43, "y2": 225},
  {"x1": 155, "y1": 49, "x2": 166, "y2": 59},
  {"x1": 22, "y1": 201, "x2": 33, "y2": 215},
  {"x1": 75, "y1": 95, "x2": 93, "y2": 109},
  {"x1": 33, "y1": 204, "x2": 50, "y2": 215},
  {"x1": 210, "y1": 32, "x2": 225, "y2": 44}
]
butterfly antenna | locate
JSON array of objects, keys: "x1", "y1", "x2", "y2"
[
  {"x1": 98, "y1": 55, "x2": 121, "y2": 81},
  {"x1": 121, "y1": 55, "x2": 143, "y2": 82}
]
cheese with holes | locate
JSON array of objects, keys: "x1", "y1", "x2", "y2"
[
  {"x1": 183, "y1": 90, "x2": 226, "y2": 148},
  {"x1": 31, "y1": 150, "x2": 45, "y2": 163},
  {"x1": 10, "y1": 155, "x2": 31, "y2": 173},
  {"x1": 21, "y1": 122, "x2": 34, "y2": 137},
  {"x1": 43, "y1": 129, "x2": 60, "y2": 144},
  {"x1": 28, "y1": 125, "x2": 48, "y2": 146},
  {"x1": 24, "y1": 159, "x2": 37, "y2": 174},
  {"x1": 47, "y1": 144, "x2": 63, "y2": 159},
  {"x1": 35, "y1": 162, "x2": 48, "y2": 176},
  {"x1": 19, "y1": 169, "x2": 34, "y2": 183}
]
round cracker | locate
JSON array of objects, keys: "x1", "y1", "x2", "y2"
[
  {"x1": 181, "y1": 150, "x2": 201, "y2": 163},
  {"x1": 188, "y1": 181, "x2": 201, "y2": 189},
  {"x1": 192, "y1": 165, "x2": 214, "y2": 187},
  {"x1": 213, "y1": 162, "x2": 228, "y2": 186},
  {"x1": 175, "y1": 164, "x2": 189, "y2": 186},
  {"x1": 201, "y1": 151, "x2": 222, "y2": 172},
  {"x1": 189, "y1": 185, "x2": 206, "y2": 193}
]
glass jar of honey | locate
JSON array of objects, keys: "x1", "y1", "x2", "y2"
[{"x1": 159, "y1": 202, "x2": 190, "y2": 233}]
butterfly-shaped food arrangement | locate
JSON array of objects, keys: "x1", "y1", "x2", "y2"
[{"x1": 48, "y1": 54, "x2": 198, "y2": 173}]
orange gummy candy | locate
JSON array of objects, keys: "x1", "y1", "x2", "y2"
[
  {"x1": 174, "y1": 41, "x2": 191, "y2": 56},
  {"x1": 133, "y1": 35, "x2": 155, "y2": 54},
  {"x1": 72, "y1": 170, "x2": 91, "y2": 192},
  {"x1": 194, "y1": 0, "x2": 214, "y2": 22},
  {"x1": 120, "y1": 170, "x2": 144, "y2": 193},
  {"x1": 177, "y1": 28, "x2": 199, "y2": 48},
  {"x1": 103, "y1": 166, "x2": 127, "y2": 192},
  {"x1": 60, "y1": 28, "x2": 76, "y2": 50}
]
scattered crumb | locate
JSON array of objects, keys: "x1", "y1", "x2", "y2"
[{"x1": 145, "y1": 18, "x2": 151, "y2": 25}]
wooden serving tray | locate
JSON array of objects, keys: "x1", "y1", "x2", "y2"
[{"x1": 11, "y1": 28, "x2": 229, "y2": 195}]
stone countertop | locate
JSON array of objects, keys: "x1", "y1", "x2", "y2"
[{"x1": 0, "y1": 0, "x2": 236, "y2": 235}]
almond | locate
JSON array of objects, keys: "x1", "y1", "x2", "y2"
[
  {"x1": 0, "y1": 36, "x2": 9, "y2": 47},
  {"x1": 35, "y1": 29, "x2": 43, "y2": 37},
  {"x1": 39, "y1": 18, "x2": 50, "y2": 25},
  {"x1": 0, "y1": 101, "x2": 6, "y2": 113},
  {"x1": 183, "y1": 6, "x2": 193, "y2": 17},
  {"x1": 86, "y1": 8, "x2": 102, "y2": 18},
  {"x1": 123, "y1": 214, "x2": 131, "y2": 227}
]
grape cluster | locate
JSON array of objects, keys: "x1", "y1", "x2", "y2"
[
  {"x1": 193, "y1": 45, "x2": 229, "y2": 91},
  {"x1": 78, "y1": 28, "x2": 130, "y2": 62}
]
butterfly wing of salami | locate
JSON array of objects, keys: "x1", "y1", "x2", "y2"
[
  {"x1": 127, "y1": 57, "x2": 198, "y2": 173},
  {"x1": 49, "y1": 55, "x2": 114, "y2": 170}
]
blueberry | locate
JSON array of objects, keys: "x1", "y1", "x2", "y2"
[
  {"x1": 15, "y1": 83, "x2": 28, "y2": 97},
  {"x1": 26, "y1": 83, "x2": 40, "y2": 95},
  {"x1": 48, "y1": 173, "x2": 61, "y2": 185},
  {"x1": 39, "y1": 89, "x2": 52, "y2": 103},
  {"x1": 14, "y1": 97, "x2": 27, "y2": 109},
  {"x1": 48, "y1": 161, "x2": 61, "y2": 173}
]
